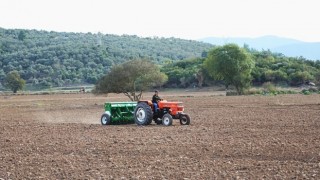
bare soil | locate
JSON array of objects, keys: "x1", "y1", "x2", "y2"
[{"x1": 0, "y1": 92, "x2": 319, "y2": 179}]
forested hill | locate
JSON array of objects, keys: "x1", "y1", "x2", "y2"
[{"x1": 0, "y1": 28, "x2": 212, "y2": 87}]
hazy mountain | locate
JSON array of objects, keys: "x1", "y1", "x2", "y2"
[
  {"x1": 273, "y1": 42, "x2": 320, "y2": 60},
  {"x1": 199, "y1": 35, "x2": 320, "y2": 60}
]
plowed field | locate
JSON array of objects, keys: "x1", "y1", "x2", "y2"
[{"x1": 0, "y1": 92, "x2": 319, "y2": 179}]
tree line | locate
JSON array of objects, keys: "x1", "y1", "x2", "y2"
[
  {"x1": 0, "y1": 28, "x2": 212, "y2": 89},
  {"x1": 94, "y1": 44, "x2": 320, "y2": 99},
  {"x1": 161, "y1": 46, "x2": 320, "y2": 90},
  {"x1": 1, "y1": 28, "x2": 320, "y2": 93}
]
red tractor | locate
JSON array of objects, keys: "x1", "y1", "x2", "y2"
[{"x1": 133, "y1": 100, "x2": 191, "y2": 126}]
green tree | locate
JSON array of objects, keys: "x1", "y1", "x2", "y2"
[
  {"x1": 204, "y1": 44, "x2": 254, "y2": 94},
  {"x1": 264, "y1": 69, "x2": 288, "y2": 82},
  {"x1": 289, "y1": 71, "x2": 313, "y2": 85},
  {"x1": 18, "y1": 30, "x2": 26, "y2": 41},
  {"x1": 94, "y1": 59, "x2": 168, "y2": 101},
  {"x1": 161, "y1": 58, "x2": 207, "y2": 88},
  {"x1": 4, "y1": 71, "x2": 26, "y2": 93}
]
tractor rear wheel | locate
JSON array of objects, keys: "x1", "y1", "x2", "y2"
[
  {"x1": 162, "y1": 114, "x2": 173, "y2": 126},
  {"x1": 101, "y1": 113, "x2": 111, "y2": 125},
  {"x1": 134, "y1": 102, "x2": 153, "y2": 125},
  {"x1": 179, "y1": 114, "x2": 191, "y2": 125}
]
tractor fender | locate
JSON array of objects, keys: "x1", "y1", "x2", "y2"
[
  {"x1": 174, "y1": 112, "x2": 187, "y2": 119},
  {"x1": 138, "y1": 100, "x2": 153, "y2": 106},
  {"x1": 104, "y1": 111, "x2": 111, "y2": 116}
]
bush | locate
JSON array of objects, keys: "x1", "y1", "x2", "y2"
[
  {"x1": 287, "y1": 90, "x2": 297, "y2": 94},
  {"x1": 262, "y1": 82, "x2": 277, "y2": 93},
  {"x1": 289, "y1": 71, "x2": 313, "y2": 86},
  {"x1": 301, "y1": 89, "x2": 311, "y2": 95}
]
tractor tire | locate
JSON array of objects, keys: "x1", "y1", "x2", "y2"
[
  {"x1": 101, "y1": 113, "x2": 111, "y2": 125},
  {"x1": 179, "y1": 114, "x2": 191, "y2": 125},
  {"x1": 134, "y1": 102, "x2": 153, "y2": 125},
  {"x1": 162, "y1": 114, "x2": 173, "y2": 126}
]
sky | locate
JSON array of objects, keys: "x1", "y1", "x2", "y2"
[{"x1": 1, "y1": 0, "x2": 319, "y2": 42}]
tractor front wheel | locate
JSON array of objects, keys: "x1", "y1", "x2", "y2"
[
  {"x1": 162, "y1": 114, "x2": 173, "y2": 126},
  {"x1": 179, "y1": 114, "x2": 191, "y2": 125},
  {"x1": 134, "y1": 102, "x2": 153, "y2": 125},
  {"x1": 101, "y1": 113, "x2": 111, "y2": 125}
]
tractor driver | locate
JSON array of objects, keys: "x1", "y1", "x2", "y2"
[{"x1": 152, "y1": 90, "x2": 162, "y2": 112}]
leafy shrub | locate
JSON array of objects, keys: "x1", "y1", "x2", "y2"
[
  {"x1": 287, "y1": 90, "x2": 298, "y2": 94},
  {"x1": 289, "y1": 71, "x2": 314, "y2": 86},
  {"x1": 262, "y1": 82, "x2": 277, "y2": 93},
  {"x1": 301, "y1": 89, "x2": 311, "y2": 95}
]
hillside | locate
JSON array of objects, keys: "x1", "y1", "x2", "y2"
[
  {"x1": 200, "y1": 35, "x2": 320, "y2": 60},
  {"x1": 0, "y1": 28, "x2": 212, "y2": 88}
]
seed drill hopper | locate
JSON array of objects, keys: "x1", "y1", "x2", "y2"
[{"x1": 101, "y1": 102, "x2": 137, "y2": 125}]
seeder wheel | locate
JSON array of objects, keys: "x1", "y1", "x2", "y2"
[{"x1": 101, "y1": 113, "x2": 111, "y2": 125}]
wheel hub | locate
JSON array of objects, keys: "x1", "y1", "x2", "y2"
[
  {"x1": 181, "y1": 117, "x2": 187, "y2": 124},
  {"x1": 136, "y1": 108, "x2": 146, "y2": 122},
  {"x1": 102, "y1": 117, "x2": 107, "y2": 124},
  {"x1": 163, "y1": 117, "x2": 170, "y2": 125}
]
